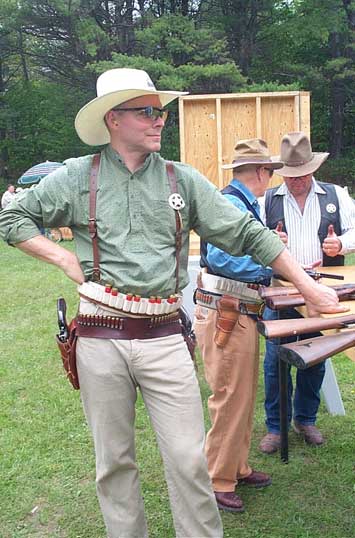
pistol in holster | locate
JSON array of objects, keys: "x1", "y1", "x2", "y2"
[
  {"x1": 56, "y1": 297, "x2": 79, "y2": 390},
  {"x1": 214, "y1": 295, "x2": 240, "y2": 348}
]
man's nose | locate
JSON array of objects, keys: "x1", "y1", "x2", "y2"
[{"x1": 153, "y1": 116, "x2": 165, "y2": 127}]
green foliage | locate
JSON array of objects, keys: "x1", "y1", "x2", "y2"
[
  {"x1": 320, "y1": 150, "x2": 355, "y2": 194},
  {"x1": 135, "y1": 14, "x2": 231, "y2": 66},
  {"x1": 245, "y1": 81, "x2": 302, "y2": 92},
  {"x1": 0, "y1": 80, "x2": 88, "y2": 179}
]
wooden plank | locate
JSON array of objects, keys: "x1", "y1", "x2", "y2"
[
  {"x1": 181, "y1": 91, "x2": 302, "y2": 101},
  {"x1": 216, "y1": 98, "x2": 224, "y2": 189},
  {"x1": 178, "y1": 98, "x2": 186, "y2": 162},
  {"x1": 300, "y1": 91, "x2": 311, "y2": 137},
  {"x1": 294, "y1": 94, "x2": 300, "y2": 131},
  {"x1": 256, "y1": 96, "x2": 262, "y2": 138}
]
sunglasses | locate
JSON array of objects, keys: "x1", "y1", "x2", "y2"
[
  {"x1": 258, "y1": 166, "x2": 274, "y2": 178},
  {"x1": 112, "y1": 105, "x2": 168, "y2": 122}
]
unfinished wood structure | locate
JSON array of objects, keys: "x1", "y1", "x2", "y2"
[
  {"x1": 178, "y1": 91, "x2": 310, "y2": 254},
  {"x1": 179, "y1": 91, "x2": 310, "y2": 189}
]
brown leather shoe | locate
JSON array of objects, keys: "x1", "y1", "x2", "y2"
[
  {"x1": 214, "y1": 491, "x2": 245, "y2": 513},
  {"x1": 238, "y1": 470, "x2": 272, "y2": 488},
  {"x1": 259, "y1": 433, "x2": 281, "y2": 454},
  {"x1": 293, "y1": 422, "x2": 324, "y2": 445}
]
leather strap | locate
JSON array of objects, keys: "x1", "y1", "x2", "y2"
[
  {"x1": 89, "y1": 154, "x2": 101, "y2": 281},
  {"x1": 166, "y1": 162, "x2": 182, "y2": 294},
  {"x1": 76, "y1": 312, "x2": 180, "y2": 327},
  {"x1": 76, "y1": 314, "x2": 182, "y2": 340}
]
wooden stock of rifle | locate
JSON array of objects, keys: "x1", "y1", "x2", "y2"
[
  {"x1": 257, "y1": 313, "x2": 355, "y2": 339},
  {"x1": 258, "y1": 283, "x2": 349, "y2": 300},
  {"x1": 261, "y1": 283, "x2": 355, "y2": 310},
  {"x1": 279, "y1": 330, "x2": 355, "y2": 369}
]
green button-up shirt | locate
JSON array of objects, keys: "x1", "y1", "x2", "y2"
[{"x1": 0, "y1": 146, "x2": 284, "y2": 297}]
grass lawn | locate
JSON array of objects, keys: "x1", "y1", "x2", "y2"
[{"x1": 0, "y1": 241, "x2": 354, "y2": 537}]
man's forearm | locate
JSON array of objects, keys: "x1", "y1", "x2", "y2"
[
  {"x1": 16, "y1": 236, "x2": 85, "y2": 284},
  {"x1": 270, "y1": 249, "x2": 348, "y2": 315}
]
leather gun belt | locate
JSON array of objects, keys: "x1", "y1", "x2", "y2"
[
  {"x1": 76, "y1": 312, "x2": 182, "y2": 340},
  {"x1": 195, "y1": 288, "x2": 265, "y2": 317}
]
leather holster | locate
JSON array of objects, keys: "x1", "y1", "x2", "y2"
[{"x1": 214, "y1": 295, "x2": 240, "y2": 348}]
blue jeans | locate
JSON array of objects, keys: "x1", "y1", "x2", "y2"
[{"x1": 263, "y1": 307, "x2": 326, "y2": 434}]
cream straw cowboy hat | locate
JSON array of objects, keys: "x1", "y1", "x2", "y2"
[
  {"x1": 222, "y1": 138, "x2": 283, "y2": 170},
  {"x1": 75, "y1": 68, "x2": 188, "y2": 146},
  {"x1": 276, "y1": 132, "x2": 329, "y2": 177}
]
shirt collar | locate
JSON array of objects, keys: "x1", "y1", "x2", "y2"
[
  {"x1": 231, "y1": 178, "x2": 258, "y2": 206},
  {"x1": 105, "y1": 144, "x2": 153, "y2": 173}
]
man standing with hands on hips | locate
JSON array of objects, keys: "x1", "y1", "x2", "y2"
[
  {"x1": 0, "y1": 71, "x2": 347, "y2": 537},
  {"x1": 260, "y1": 131, "x2": 355, "y2": 454}
]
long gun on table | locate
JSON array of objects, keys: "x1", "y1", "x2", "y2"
[
  {"x1": 260, "y1": 283, "x2": 355, "y2": 311},
  {"x1": 257, "y1": 313, "x2": 355, "y2": 339},
  {"x1": 278, "y1": 330, "x2": 355, "y2": 369}
]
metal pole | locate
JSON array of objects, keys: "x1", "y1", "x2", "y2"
[{"x1": 279, "y1": 355, "x2": 289, "y2": 463}]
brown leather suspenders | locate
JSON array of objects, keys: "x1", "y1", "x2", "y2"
[
  {"x1": 88, "y1": 155, "x2": 183, "y2": 292},
  {"x1": 166, "y1": 161, "x2": 183, "y2": 294},
  {"x1": 88, "y1": 153, "x2": 101, "y2": 282}
]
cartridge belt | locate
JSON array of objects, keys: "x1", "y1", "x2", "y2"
[
  {"x1": 195, "y1": 288, "x2": 265, "y2": 317},
  {"x1": 78, "y1": 281, "x2": 182, "y2": 316},
  {"x1": 198, "y1": 272, "x2": 262, "y2": 303},
  {"x1": 76, "y1": 312, "x2": 182, "y2": 340}
]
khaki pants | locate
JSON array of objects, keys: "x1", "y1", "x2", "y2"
[
  {"x1": 76, "y1": 300, "x2": 222, "y2": 538},
  {"x1": 194, "y1": 306, "x2": 259, "y2": 492}
]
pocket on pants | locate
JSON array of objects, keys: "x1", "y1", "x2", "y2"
[{"x1": 194, "y1": 304, "x2": 209, "y2": 323}]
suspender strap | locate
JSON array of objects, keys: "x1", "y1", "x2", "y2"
[
  {"x1": 166, "y1": 161, "x2": 183, "y2": 294},
  {"x1": 89, "y1": 154, "x2": 101, "y2": 282}
]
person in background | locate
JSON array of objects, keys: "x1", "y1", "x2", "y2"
[
  {"x1": 0, "y1": 70, "x2": 345, "y2": 537},
  {"x1": 259, "y1": 131, "x2": 355, "y2": 454},
  {"x1": 1, "y1": 184, "x2": 16, "y2": 209},
  {"x1": 194, "y1": 139, "x2": 283, "y2": 513}
]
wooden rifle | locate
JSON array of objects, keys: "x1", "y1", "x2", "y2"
[
  {"x1": 257, "y1": 312, "x2": 355, "y2": 339},
  {"x1": 259, "y1": 283, "x2": 355, "y2": 310},
  {"x1": 279, "y1": 330, "x2": 355, "y2": 369}
]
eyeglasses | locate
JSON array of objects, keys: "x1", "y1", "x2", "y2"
[
  {"x1": 258, "y1": 167, "x2": 274, "y2": 178},
  {"x1": 112, "y1": 106, "x2": 168, "y2": 122}
]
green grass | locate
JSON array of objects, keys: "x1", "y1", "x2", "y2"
[{"x1": 0, "y1": 241, "x2": 354, "y2": 537}]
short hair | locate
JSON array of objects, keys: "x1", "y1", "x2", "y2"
[{"x1": 234, "y1": 164, "x2": 259, "y2": 175}]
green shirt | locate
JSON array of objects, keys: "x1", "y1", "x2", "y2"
[{"x1": 0, "y1": 145, "x2": 284, "y2": 297}]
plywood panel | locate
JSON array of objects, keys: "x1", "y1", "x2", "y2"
[
  {"x1": 182, "y1": 99, "x2": 218, "y2": 186},
  {"x1": 220, "y1": 98, "x2": 257, "y2": 188}
]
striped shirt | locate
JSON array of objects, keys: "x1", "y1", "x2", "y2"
[{"x1": 260, "y1": 178, "x2": 355, "y2": 265}]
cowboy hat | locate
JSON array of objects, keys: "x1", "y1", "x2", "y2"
[
  {"x1": 75, "y1": 68, "x2": 188, "y2": 146},
  {"x1": 276, "y1": 132, "x2": 329, "y2": 177},
  {"x1": 222, "y1": 138, "x2": 283, "y2": 170}
]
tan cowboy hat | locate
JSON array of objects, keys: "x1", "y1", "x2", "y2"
[
  {"x1": 75, "y1": 68, "x2": 188, "y2": 146},
  {"x1": 276, "y1": 132, "x2": 329, "y2": 177},
  {"x1": 222, "y1": 138, "x2": 283, "y2": 170}
]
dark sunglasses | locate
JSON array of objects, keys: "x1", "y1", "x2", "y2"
[
  {"x1": 264, "y1": 167, "x2": 274, "y2": 177},
  {"x1": 112, "y1": 105, "x2": 168, "y2": 122}
]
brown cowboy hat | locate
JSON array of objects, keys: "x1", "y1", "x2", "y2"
[
  {"x1": 276, "y1": 132, "x2": 329, "y2": 177},
  {"x1": 222, "y1": 138, "x2": 283, "y2": 170}
]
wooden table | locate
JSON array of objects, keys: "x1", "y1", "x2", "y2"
[{"x1": 274, "y1": 266, "x2": 355, "y2": 462}]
